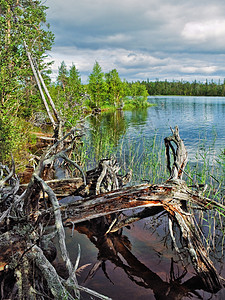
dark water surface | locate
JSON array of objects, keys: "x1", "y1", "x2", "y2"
[{"x1": 63, "y1": 97, "x2": 225, "y2": 299}]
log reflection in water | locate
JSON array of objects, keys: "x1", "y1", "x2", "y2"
[{"x1": 74, "y1": 219, "x2": 221, "y2": 300}]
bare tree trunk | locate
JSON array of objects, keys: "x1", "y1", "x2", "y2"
[
  {"x1": 0, "y1": 127, "x2": 224, "y2": 298},
  {"x1": 33, "y1": 57, "x2": 61, "y2": 124},
  {"x1": 24, "y1": 41, "x2": 56, "y2": 129}
]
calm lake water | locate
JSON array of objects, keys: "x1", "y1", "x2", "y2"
[
  {"x1": 63, "y1": 96, "x2": 225, "y2": 299},
  {"x1": 143, "y1": 96, "x2": 225, "y2": 161},
  {"x1": 82, "y1": 96, "x2": 225, "y2": 186},
  {"x1": 121, "y1": 96, "x2": 225, "y2": 162}
]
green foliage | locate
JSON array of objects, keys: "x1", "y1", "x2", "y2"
[
  {"x1": 88, "y1": 61, "x2": 107, "y2": 108},
  {"x1": 54, "y1": 61, "x2": 151, "y2": 112},
  {"x1": 105, "y1": 69, "x2": 124, "y2": 108},
  {"x1": 123, "y1": 81, "x2": 150, "y2": 108},
  {"x1": 0, "y1": 0, "x2": 54, "y2": 109},
  {"x1": 0, "y1": 0, "x2": 54, "y2": 163},
  {"x1": 52, "y1": 62, "x2": 86, "y2": 125},
  {"x1": 0, "y1": 112, "x2": 31, "y2": 164},
  {"x1": 57, "y1": 61, "x2": 69, "y2": 90},
  {"x1": 142, "y1": 79, "x2": 225, "y2": 96},
  {"x1": 68, "y1": 63, "x2": 84, "y2": 100}
]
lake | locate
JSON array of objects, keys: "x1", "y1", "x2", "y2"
[
  {"x1": 82, "y1": 96, "x2": 225, "y2": 187},
  {"x1": 122, "y1": 96, "x2": 225, "y2": 162},
  {"x1": 63, "y1": 96, "x2": 225, "y2": 299}
]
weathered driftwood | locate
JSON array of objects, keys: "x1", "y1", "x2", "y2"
[
  {"x1": 0, "y1": 126, "x2": 225, "y2": 299},
  {"x1": 61, "y1": 181, "x2": 224, "y2": 292},
  {"x1": 60, "y1": 127, "x2": 225, "y2": 292},
  {"x1": 19, "y1": 157, "x2": 132, "y2": 198},
  {"x1": 0, "y1": 130, "x2": 112, "y2": 300},
  {"x1": 62, "y1": 180, "x2": 225, "y2": 225},
  {"x1": 164, "y1": 125, "x2": 188, "y2": 180}
]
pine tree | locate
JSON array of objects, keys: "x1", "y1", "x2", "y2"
[
  {"x1": 57, "y1": 61, "x2": 69, "y2": 92},
  {"x1": 105, "y1": 69, "x2": 124, "y2": 108},
  {"x1": 0, "y1": 0, "x2": 54, "y2": 162},
  {"x1": 88, "y1": 61, "x2": 107, "y2": 108},
  {"x1": 68, "y1": 63, "x2": 83, "y2": 100}
]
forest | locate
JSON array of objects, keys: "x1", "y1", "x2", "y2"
[
  {"x1": 1, "y1": 1, "x2": 225, "y2": 299},
  {"x1": 142, "y1": 78, "x2": 225, "y2": 96},
  {"x1": 1, "y1": 0, "x2": 225, "y2": 165}
]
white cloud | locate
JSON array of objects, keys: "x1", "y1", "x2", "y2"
[
  {"x1": 45, "y1": 0, "x2": 225, "y2": 82},
  {"x1": 180, "y1": 66, "x2": 217, "y2": 74},
  {"x1": 182, "y1": 20, "x2": 225, "y2": 42}
]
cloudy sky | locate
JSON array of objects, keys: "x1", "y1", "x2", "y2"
[{"x1": 45, "y1": 0, "x2": 225, "y2": 83}]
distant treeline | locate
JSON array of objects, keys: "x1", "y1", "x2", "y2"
[{"x1": 141, "y1": 79, "x2": 225, "y2": 96}]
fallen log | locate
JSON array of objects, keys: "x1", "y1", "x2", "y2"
[
  {"x1": 20, "y1": 177, "x2": 84, "y2": 198},
  {"x1": 62, "y1": 180, "x2": 224, "y2": 225},
  {"x1": 61, "y1": 180, "x2": 224, "y2": 292},
  {"x1": 0, "y1": 126, "x2": 225, "y2": 299},
  {"x1": 59, "y1": 126, "x2": 225, "y2": 293}
]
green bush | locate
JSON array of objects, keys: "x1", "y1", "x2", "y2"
[{"x1": 0, "y1": 114, "x2": 31, "y2": 164}]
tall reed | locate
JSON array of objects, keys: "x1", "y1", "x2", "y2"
[{"x1": 73, "y1": 128, "x2": 225, "y2": 255}]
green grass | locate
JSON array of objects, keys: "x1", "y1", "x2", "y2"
[
  {"x1": 74, "y1": 129, "x2": 225, "y2": 191},
  {"x1": 73, "y1": 133, "x2": 169, "y2": 186},
  {"x1": 72, "y1": 130, "x2": 225, "y2": 253}
]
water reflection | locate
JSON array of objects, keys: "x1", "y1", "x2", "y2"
[
  {"x1": 87, "y1": 110, "x2": 127, "y2": 161},
  {"x1": 85, "y1": 97, "x2": 225, "y2": 166},
  {"x1": 124, "y1": 108, "x2": 148, "y2": 127},
  {"x1": 74, "y1": 97, "x2": 225, "y2": 298},
  {"x1": 66, "y1": 217, "x2": 225, "y2": 300}
]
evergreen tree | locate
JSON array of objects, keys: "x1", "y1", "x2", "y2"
[
  {"x1": 88, "y1": 61, "x2": 106, "y2": 108},
  {"x1": 0, "y1": 0, "x2": 54, "y2": 162},
  {"x1": 54, "y1": 62, "x2": 85, "y2": 124},
  {"x1": 68, "y1": 63, "x2": 83, "y2": 100},
  {"x1": 67, "y1": 64, "x2": 85, "y2": 119},
  {"x1": 105, "y1": 69, "x2": 124, "y2": 107},
  {"x1": 57, "y1": 61, "x2": 68, "y2": 92}
]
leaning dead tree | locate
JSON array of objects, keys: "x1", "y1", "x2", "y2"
[
  {"x1": 0, "y1": 129, "x2": 112, "y2": 299},
  {"x1": 0, "y1": 126, "x2": 225, "y2": 299}
]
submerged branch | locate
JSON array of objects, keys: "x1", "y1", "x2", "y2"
[{"x1": 0, "y1": 126, "x2": 224, "y2": 298}]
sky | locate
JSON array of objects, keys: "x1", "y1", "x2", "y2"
[{"x1": 45, "y1": 0, "x2": 225, "y2": 84}]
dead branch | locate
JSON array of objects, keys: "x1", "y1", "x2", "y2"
[
  {"x1": 0, "y1": 126, "x2": 225, "y2": 298},
  {"x1": 164, "y1": 126, "x2": 188, "y2": 180},
  {"x1": 24, "y1": 41, "x2": 56, "y2": 130},
  {"x1": 34, "y1": 174, "x2": 80, "y2": 298}
]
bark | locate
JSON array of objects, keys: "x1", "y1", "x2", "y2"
[
  {"x1": 24, "y1": 41, "x2": 56, "y2": 129},
  {"x1": 0, "y1": 126, "x2": 224, "y2": 298}
]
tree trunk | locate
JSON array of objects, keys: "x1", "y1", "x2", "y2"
[{"x1": 0, "y1": 126, "x2": 224, "y2": 298}]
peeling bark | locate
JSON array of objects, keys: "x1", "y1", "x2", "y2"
[{"x1": 0, "y1": 126, "x2": 224, "y2": 298}]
